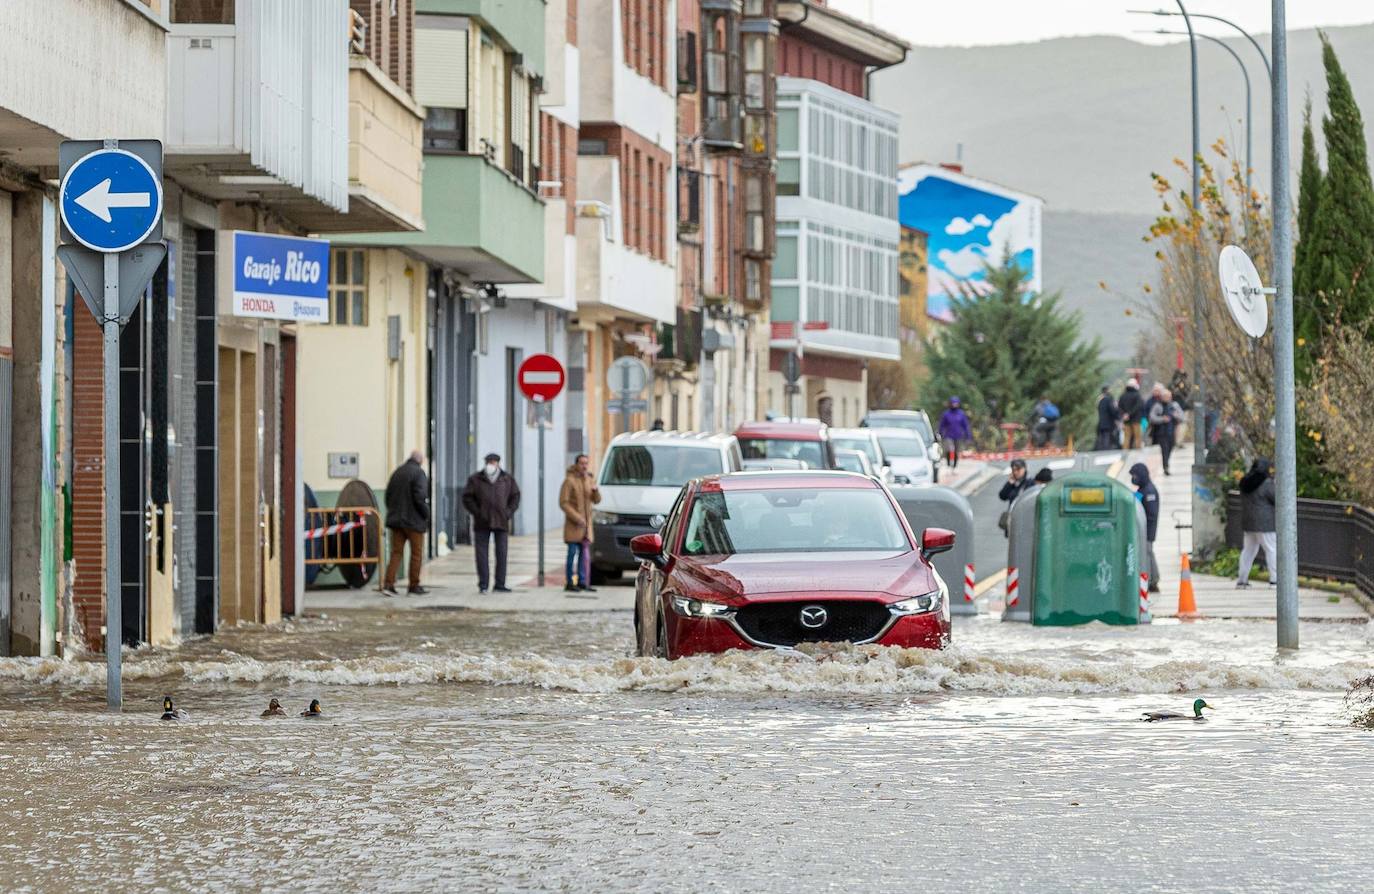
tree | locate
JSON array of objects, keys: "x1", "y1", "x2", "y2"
[
  {"x1": 1296, "y1": 33, "x2": 1374, "y2": 347},
  {"x1": 921, "y1": 256, "x2": 1104, "y2": 447},
  {"x1": 1293, "y1": 96, "x2": 1322, "y2": 307}
]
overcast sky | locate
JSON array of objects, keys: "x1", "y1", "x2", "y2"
[{"x1": 828, "y1": 1, "x2": 1374, "y2": 47}]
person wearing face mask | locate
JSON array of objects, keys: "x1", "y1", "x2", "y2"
[{"x1": 462, "y1": 452, "x2": 522, "y2": 594}]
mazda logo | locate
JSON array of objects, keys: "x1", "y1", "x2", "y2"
[{"x1": 799, "y1": 605, "x2": 828, "y2": 629}]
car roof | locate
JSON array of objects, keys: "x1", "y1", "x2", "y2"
[
  {"x1": 698, "y1": 470, "x2": 880, "y2": 491},
  {"x1": 606, "y1": 430, "x2": 737, "y2": 449},
  {"x1": 868, "y1": 426, "x2": 921, "y2": 439},
  {"x1": 865, "y1": 409, "x2": 928, "y2": 418},
  {"x1": 734, "y1": 420, "x2": 827, "y2": 440},
  {"x1": 827, "y1": 428, "x2": 877, "y2": 439}
]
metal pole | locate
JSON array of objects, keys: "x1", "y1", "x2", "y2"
[
  {"x1": 1132, "y1": 10, "x2": 1272, "y2": 81},
  {"x1": 1271, "y1": 0, "x2": 1299, "y2": 649},
  {"x1": 102, "y1": 253, "x2": 122, "y2": 710},
  {"x1": 536, "y1": 399, "x2": 545, "y2": 588}
]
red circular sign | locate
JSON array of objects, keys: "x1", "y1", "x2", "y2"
[{"x1": 517, "y1": 353, "x2": 566, "y2": 402}]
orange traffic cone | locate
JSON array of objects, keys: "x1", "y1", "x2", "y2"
[{"x1": 1178, "y1": 553, "x2": 1199, "y2": 618}]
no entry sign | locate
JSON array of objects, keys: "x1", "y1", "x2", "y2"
[{"x1": 518, "y1": 353, "x2": 566, "y2": 402}]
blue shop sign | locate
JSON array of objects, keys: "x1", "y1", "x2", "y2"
[{"x1": 231, "y1": 231, "x2": 330, "y2": 322}]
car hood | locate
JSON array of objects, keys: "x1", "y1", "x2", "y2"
[
  {"x1": 596, "y1": 485, "x2": 681, "y2": 515},
  {"x1": 887, "y1": 456, "x2": 931, "y2": 476},
  {"x1": 670, "y1": 551, "x2": 935, "y2": 603}
]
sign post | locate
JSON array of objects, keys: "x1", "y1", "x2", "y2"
[
  {"x1": 517, "y1": 354, "x2": 567, "y2": 588},
  {"x1": 606, "y1": 356, "x2": 650, "y2": 434},
  {"x1": 56, "y1": 139, "x2": 166, "y2": 712}
]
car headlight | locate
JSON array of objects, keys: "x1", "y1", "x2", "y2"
[
  {"x1": 671, "y1": 595, "x2": 734, "y2": 618},
  {"x1": 593, "y1": 511, "x2": 619, "y2": 525},
  {"x1": 889, "y1": 590, "x2": 943, "y2": 615}
]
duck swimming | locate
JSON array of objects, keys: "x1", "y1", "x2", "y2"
[
  {"x1": 300, "y1": 699, "x2": 323, "y2": 719},
  {"x1": 160, "y1": 696, "x2": 189, "y2": 721},
  {"x1": 261, "y1": 698, "x2": 287, "y2": 718},
  {"x1": 1141, "y1": 698, "x2": 1213, "y2": 722}
]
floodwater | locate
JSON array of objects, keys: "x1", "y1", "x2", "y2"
[{"x1": 2, "y1": 607, "x2": 1373, "y2": 893}]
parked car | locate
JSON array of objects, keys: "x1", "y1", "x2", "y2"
[
  {"x1": 741, "y1": 458, "x2": 812, "y2": 471},
  {"x1": 734, "y1": 420, "x2": 836, "y2": 470},
  {"x1": 868, "y1": 427, "x2": 935, "y2": 486},
  {"x1": 631, "y1": 471, "x2": 954, "y2": 658},
  {"x1": 862, "y1": 409, "x2": 941, "y2": 479},
  {"x1": 832, "y1": 448, "x2": 876, "y2": 477},
  {"x1": 827, "y1": 427, "x2": 891, "y2": 482},
  {"x1": 592, "y1": 432, "x2": 743, "y2": 579}
]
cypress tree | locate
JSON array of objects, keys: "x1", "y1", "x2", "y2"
[
  {"x1": 1293, "y1": 96, "x2": 1322, "y2": 312},
  {"x1": 1300, "y1": 33, "x2": 1374, "y2": 337},
  {"x1": 922, "y1": 256, "x2": 1104, "y2": 446}
]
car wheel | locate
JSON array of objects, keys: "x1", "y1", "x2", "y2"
[{"x1": 655, "y1": 611, "x2": 670, "y2": 660}]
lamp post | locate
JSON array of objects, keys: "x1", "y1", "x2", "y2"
[
  {"x1": 1130, "y1": 8, "x2": 1271, "y2": 80},
  {"x1": 1149, "y1": 29, "x2": 1254, "y2": 225}
]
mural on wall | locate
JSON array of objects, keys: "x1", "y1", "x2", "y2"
[{"x1": 897, "y1": 163, "x2": 1043, "y2": 322}]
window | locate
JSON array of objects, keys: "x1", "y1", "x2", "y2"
[
  {"x1": 678, "y1": 31, "x2": 698, "y2": 91},
  {"x1": 424, "y1": 107, "x2": 467, "y2": 152},
  {"x1": 172, "y1": 0, "x2": 233, "y2": 23},
  {"x1": 777, "y1": 158, "x2": 800, "y2": 196},
  {"x1": 329, "y1": 249, "x2": 367, "y2": 326},
  {"x1": 579, "y1": 138, "x2": 609, "y2": 155},
  {"x1": 744, "y1": 174, "x2": 766, "y2": 253}
]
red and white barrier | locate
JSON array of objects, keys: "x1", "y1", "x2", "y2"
[
  {"x1": 304, "y1": 513, "x2": 367, "y2": 540},
  {"x1": 1006, "y1": 566, "x2": 1019, "y2": 607},
  {"x1": 963, "y1": 563, "x2": 976, "y2": 602},
  {"x1": 1139, "y1": 571, "x2": 1151, "y2": 621}
]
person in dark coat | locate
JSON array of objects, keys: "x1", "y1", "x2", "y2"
[
  {"x1": 1118, "y1": 378, "x2": 1144, "y2": 449},
  {"x1": 1095, "y1": 386, "x2": 1120, "y2": 451},
  {"x1": 1147, "y1": 388, "x2": 1184, "y2": 475},
  {"x1": 382, "y1": 450, "x2": 431, "y2": 596},
  {"x1": 996, "y1": 459, "x2": 1029, "y2": 537},
  {"x1": 938, "y1": 397, "x2": 973, "y2": 468},
  {"x1": 1236, "y1": 458, "x2": 1277, "y2": 588},
  {"x1": 462, "y1": 452, "x2": 522, "y2": 594},
  {"x1": 1130, "y1": 462, "x2": 1161, "y2": 592}
]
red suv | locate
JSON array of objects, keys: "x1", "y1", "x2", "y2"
[
  {"x1": 631, "y1": 471, "x2": 954, "y2": 658},
  {"x1": 734, "y1": 420, "x2": 836, "y2": 470}
]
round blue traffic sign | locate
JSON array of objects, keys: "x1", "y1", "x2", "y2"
[{"x1": 59, "y1": 149, "x2": 163, "y2": 253}]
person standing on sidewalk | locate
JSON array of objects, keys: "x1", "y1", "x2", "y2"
[
  {"x1": 1130, "y1": 462, "x2": 1161, "y2": 593},
  {"x1": 1094, "y1": 386, "x2": 1120, "y2": 451},
  {"x1": 938, "y1": 397, "x2": 973, "y2": 468},
  {"x1": 559, "y1": 453, "x2": 601, "y2": 592},
  {"x1": 381, "y1": 450, "x2": 430, "y2": 597},
  {"x1": 1236, "y1": 458, "x2": 1278, "y2": 588},
  {"x1": 1147, "y1": 388, "x2": 1184, "y2": 475},
  {"x1": 997, "y1": 458, "x2": 1030, "y2": 538},
  {"x1": 462, "y1": 452, "x2": 522, "y2": 594},
  {"x1": 1118, "y1": 378, "x2": 1144, "y2": 449}
]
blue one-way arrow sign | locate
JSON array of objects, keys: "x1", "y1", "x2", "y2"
[{"x1": 59, "y1": 147, "x2": 163, "y2": 253}]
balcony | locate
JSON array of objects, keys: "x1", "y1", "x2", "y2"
[
  {"x1": 166, "y1": 0, "x2": 350, "y2": 223},
  {"x1": 574, "y1": 157, "x2": 675, "y2": 325},
  {"x1": 352, "y1": 153, "x2": 544, "y2": 283}
]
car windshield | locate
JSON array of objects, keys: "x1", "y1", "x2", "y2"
[
  {"x1": 601, "y1": 445, "x2": 724, "y2": 486},
  {"x1": 833, "y1": 453, "x2": 867, "y2": 474},
  {"x1": 681, "y1": 488, "x2": 909, "y2": 556},
  {"x1": 877, "y1": 435, "x2": 926, "y2": 458},
  {"x1": 870, "y1": 415, "x2": 934, "y2": 444},
  {"x1": 830, "y1": 436, "x2": 880, "y2": 464},
  {"x1": 737, "y1": 438, "x2": 824, "y2": 469}
]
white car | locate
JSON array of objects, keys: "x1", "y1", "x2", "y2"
[
  {"x1": 828, "y1": 427, "x2": 892, "y2": 483},
  {"x1": 869, "y1": 427, "x2": 935, "y2": 486},
  {"x1": 832, "y1": 448, "x2": 877, "y2": 477},
  {"x1": 862, "y1": 409, "x2": 942, "y2": 477},
  {"x1": 592, "y1": 431, "x2": 743, "y2": 577}
]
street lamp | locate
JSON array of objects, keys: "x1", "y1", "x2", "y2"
[
  {"x1": 1129, "y1": 8, "x2": 1271, "y2": 80},
  {"x1": 1146, "y1": 28, "x2": 1255, "y2": 223}
]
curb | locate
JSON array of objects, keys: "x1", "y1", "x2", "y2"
[{"x1": 955, "y1": 463, "x2": 1001, "y2": 497}]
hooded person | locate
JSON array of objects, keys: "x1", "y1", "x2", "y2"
[
  {"x1": 1118, "y1": 378, "x2": 1144, "y2": 449},
  {"x1": 558, "y1": 453, "x2": 602, "y2": 592},
  {"x1": 938, "y1": 397, "x2": 973, "y2": 468},
  {"x1": 1236, "y1": 459, "x2": 1277, "y2": 588},
  {"x1": 1130, "y1": 462, "x2": 1161, "y2": 592}
]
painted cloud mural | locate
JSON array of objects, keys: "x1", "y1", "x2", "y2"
[{"x1": 897, "y1": 164, "x2": 1043, "y2": 322}]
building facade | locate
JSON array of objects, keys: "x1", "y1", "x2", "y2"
[{"x1": 766, "y1": 0, "x2": 906, "y2": 425}]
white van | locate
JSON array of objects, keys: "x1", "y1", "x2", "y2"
[{"x1": 591, "y1": 431, "x2": 743, "y2": 578}]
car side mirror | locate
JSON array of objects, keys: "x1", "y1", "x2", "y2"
[
  {"x1": 920, "y1": 527, "x2": 955, "y2": 559},
  {"x1": 630, "y1": 532, "x2": 666, "y2": 568}
]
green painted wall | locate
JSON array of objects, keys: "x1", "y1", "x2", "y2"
[{"x1": 418, "y1": 0, "x2": 547, "y2": 75}]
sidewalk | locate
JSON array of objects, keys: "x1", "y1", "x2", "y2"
[
  {"x1": 305, "y1": 528, "x2": 636, "y2": 613},
  {"x1": 1117, "y1": 443, "x2": 1369, "y2": 621}
]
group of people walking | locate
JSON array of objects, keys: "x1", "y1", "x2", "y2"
[{"x1": 1098, "y1": 378, "x2": 1185, "y2": 474}]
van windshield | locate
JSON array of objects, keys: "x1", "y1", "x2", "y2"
[
  {"x1": 601, "y1": 445, "x2": 724, "y2": 487},
  {"x1": 737, "y1": 438, "x2": 825, "y2": 469}
]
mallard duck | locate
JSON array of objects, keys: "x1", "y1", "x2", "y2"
[
  {"x1": 299, "y1": 698, "x2": 323, "y2": 719},
  {"x1": 261, "y1": 698, "x2": 287, "y2": 718},
  {"x1": 1141, "y1": 698, "x2": 1213, "y2": 722},
  {"x1": 160, "y1": 696, "x2": 189, "y2": 721}
]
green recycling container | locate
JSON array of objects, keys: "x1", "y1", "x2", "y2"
[{"x1": 1031, "y1": 473, "x2": 1143, "y2": 626}]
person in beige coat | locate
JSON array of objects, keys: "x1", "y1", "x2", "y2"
[{"x1": 559, "y1": 454, "x2": 601, "y2": 592}]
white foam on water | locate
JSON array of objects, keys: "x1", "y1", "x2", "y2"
[{"x1": 2, "y1": 642, "x2": 1369, "y2": 696}]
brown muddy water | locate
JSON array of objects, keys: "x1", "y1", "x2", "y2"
[{"x1": 1, "y1": 608, "x2": 1372, "y2": 893}]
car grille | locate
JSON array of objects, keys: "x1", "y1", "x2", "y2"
[
  {"x1": 734, "y1": 600, "x2": 891, "y2": 647},
  {"x1": 616, "y1": 513, "x2": 655, "y2": 527}
]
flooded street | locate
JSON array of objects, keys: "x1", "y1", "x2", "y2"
[{"x1": 3, "y1": 608, "x2": 1373, "y2": 893}]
